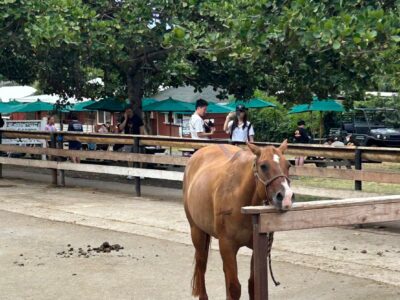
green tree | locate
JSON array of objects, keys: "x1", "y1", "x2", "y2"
[{"x1": 1, "y1": 0, "x2": 399, "y2": 112}]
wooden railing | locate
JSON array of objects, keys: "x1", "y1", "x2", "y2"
[
  {"x1": 0, "y1": 129, "x2": 400, "y2": 194},
  {"x1": 242, "y1": 195, "x2": 400, "y2": 300}
]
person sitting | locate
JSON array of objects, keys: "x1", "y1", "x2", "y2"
[
  {"x1": 97, "y1": 124, "x2": 109, "y2": 151},
  {"x1": 223, "y1": 104, "x2": 254, "y2": 143},
  {"x1": 45, "y1": 115, "x2": 57, "y2": 132},
  {"x1": 68, "y1": 115, "x2": 83, "y2": 163}
]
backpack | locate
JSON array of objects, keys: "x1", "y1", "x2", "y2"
[{"x1": 230, "y1": 121, "x2": 252, "y2": 141}]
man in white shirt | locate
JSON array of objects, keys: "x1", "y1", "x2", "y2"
[{"x1": 189, "y1": 99, "x2": 215, "y2": 139}]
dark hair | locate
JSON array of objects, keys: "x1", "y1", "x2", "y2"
[
  {"x1": 236, "y1": 104, "x2": 247, "y2": 112},
  {"x1": 230, "y1": 110, "x2": 250, "y2": 141},
  {"x1": 297, "y1": 120, "x2": 305, "y2": 126},
  {"x1": 196, "y1": 99, "x2": 208, "y2": 109},
  {"x1": 326, "y1": 137, "x2": 334, "y2": 143},
  {"x1": 71, "y1": 115, "x2": 78, "y2": 121}
]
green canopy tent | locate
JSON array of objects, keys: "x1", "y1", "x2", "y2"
[
  {"x1": 0, "y1": 101, "x2": 25, "y2": 114},
  {"x1": 206, "y1": 102, "x2": 234, "y2": 114},
  {"x1": 143, "y1": 97, "x2": 195, "y2": 137},
  {"x1": 83, "y1": 97, "x2": 130, "y2": 112},
  {"x1": 12, "y1": 100, "x2": 56, "y2": 113},
  {"x1": 225, "y1": 98, "x2": 276, "y2": 109},
  {"x1": 62, "y1": 100, "x2": 96, "y2": 112},
  {"x1": 142, "y1": 98, "x2": 158, "y2": 108},
  {"x1": 289, "y1": 98, "x2": 344, "y2": 142}
]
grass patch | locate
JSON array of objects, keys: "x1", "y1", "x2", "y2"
[
  {"x1": 294, "y1": 176, "x2": 400, "y2": 195},
  {"x1": 294, "y1": 194, "x2": 324, "y2": 202}
]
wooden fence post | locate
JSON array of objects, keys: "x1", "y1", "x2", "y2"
[
  {"x1": 56, "y1": 133, "x2": 65, "y2": 187},
  {"x1": 355, "y1": 148, "x2": 362, "y2": 191},
  {"x1": 49, "y1": 132, "x2": 58, "y2": 186},
  {"x1": 252, "y1": 215, "x2": 269, "y2": 300},
  {"x1": 133, "y1": 136, "x2": 141, "y2": 197},
  {"x1": 0, "y1": 130, "x2": 2, "y2": 178}
]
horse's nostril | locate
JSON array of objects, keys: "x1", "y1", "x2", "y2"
[{"x1": 275, "y1": 192, "x2": 284, "y2": 202}]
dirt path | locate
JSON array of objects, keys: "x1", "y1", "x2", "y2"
[
  {"x1": 1, "y1": 210, "x2": 399, "y2": 300},
  {"x1": 0, "y1": 177, "x2": 399, "y2": 289}
]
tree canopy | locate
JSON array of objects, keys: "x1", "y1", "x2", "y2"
[{"x1": 1, "y1": 0, "x2": 399, "y2": 109}]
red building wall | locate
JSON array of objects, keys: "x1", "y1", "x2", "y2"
[{"x1": 150, "y1": 112, "x2": 229, "y2": 139}]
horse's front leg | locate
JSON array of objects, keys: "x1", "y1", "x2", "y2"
[{"x1": 219, "y1": 238, "x2": 241, "y2": 300}]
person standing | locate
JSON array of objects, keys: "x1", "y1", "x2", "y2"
[
  {"x1": 118, "y1": 106, "x2": 144, "y2": 179},
  {"x1": 189, "y1": 99, "x2": 215, "y2": 139},
  {"x1": 68, "y1": 115, "x2": 83, "y2": 163},
  {"x1": 294, "y1": 120, "x2": 310, "y2": 166},
  {"x1": 118, "y1": 106, "x2": 144, "y2": 150},
  {"x1": 0, "y1": 113, "x2": 4, "y2": 128},
  {"x1": 223, "y1": 104, "x2": 254, "y2": 143}
]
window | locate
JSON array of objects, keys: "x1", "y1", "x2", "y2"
[{"x1": 97, "y1": 111, "x2": 112, "y2": 124}]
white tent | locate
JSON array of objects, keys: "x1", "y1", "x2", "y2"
[
  {"x1": 0, "y1": 86, "x2": 36, "y2": 102},
  {"x1": 13, "y1": 94, "x2": 90, "y2": 104}
]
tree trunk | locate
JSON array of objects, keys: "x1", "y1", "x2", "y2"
[{"x1": 126, "y1": 68, "x2": 152, "y2": 135}]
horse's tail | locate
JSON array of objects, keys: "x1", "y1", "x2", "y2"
[{"x1": 191, "y1": 233, "x2": 211, "y2": 297}]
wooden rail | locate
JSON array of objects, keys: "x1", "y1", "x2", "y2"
[
  {"x1": 1, "y1": 129, "x2": 400, "y2": 192},
  {"x1": 242, "y1": 195, "x2": 400, "y2": 300}
]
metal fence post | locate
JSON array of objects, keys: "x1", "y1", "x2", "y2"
[
  {"x1": 50, "y1": 132, "x2": 58, "y2": 186},
  {"x1": 133, "y1": 136, "x2": 141, "y2": 197},
  {"x1": 355, "y1": 148, "x2": 362, "y2": 191},
  {"x1": 56, "y1": 133, "x2": 65, "y2": 187}
]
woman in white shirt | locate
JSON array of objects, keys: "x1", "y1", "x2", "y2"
[{"x1": 223, "y1": 104, "x2": 255, "y2": 143}]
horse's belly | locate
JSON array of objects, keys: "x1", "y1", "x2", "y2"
[
  {"x1": 186, "y1": 194, "x2": 216, "y2": 235},
  {"x1": 185, "y1": 173, "x2": 218, "y2": 236}
]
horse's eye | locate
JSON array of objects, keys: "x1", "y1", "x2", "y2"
[{"x1": 260, "y1": 164, "x2": 268, "y2": 172}]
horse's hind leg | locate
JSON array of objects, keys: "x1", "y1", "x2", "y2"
[
  {"x1": 219, "y1": 238, "x2": 241, "y2": 300},
  {"x1": 190, "y1": 225, "x2": 211, "y2": 300}
]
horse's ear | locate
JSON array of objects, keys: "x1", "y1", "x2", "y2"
[
  {"x1": 278, "y1": 139, "x2": 288, "y2": 153},
  {"x1": 247, "y1": 142, "x2": 261, "y2": 157}
]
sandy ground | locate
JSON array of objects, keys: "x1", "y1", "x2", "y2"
[
  {"x1": 0, "y1": 171, "x2": 399, "y2": 298},
  {"x1": 1, "y1": 210, "x2": 400, "y2": 300}
]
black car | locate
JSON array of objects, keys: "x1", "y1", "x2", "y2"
[{"x1": 338, "y1": 108, "x2": 400, "y2": 146}]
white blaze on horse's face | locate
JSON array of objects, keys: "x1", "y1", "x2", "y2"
[
  {"x1": 273, "y1": 154, "x2": 280, "y2": 164},
  {"x1": 281, "y1": 179, "x2": 293, "y2": 210}
]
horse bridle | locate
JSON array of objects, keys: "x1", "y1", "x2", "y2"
[
  {"x1": 252, "y1": 156, "x2": 290, "y2": 287},
  {"x1": 252, "y1": 157, "x2": 291, "y2": 204}
]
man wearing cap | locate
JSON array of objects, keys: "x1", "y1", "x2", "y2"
[
  {"x1": 224, "y1": 104, "x2": 255, "y2": 143},
  {"x1": 189, "y1": 99, "x2": 215, "y2": 139}
]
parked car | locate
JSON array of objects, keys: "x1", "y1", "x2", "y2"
[{"x1": 334, "y1": 108, "x2": 400, "y2": 147}]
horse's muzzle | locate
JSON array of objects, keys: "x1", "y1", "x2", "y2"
[{"x1": 273, "y1": 189, "x2": 294, "y2": 211}]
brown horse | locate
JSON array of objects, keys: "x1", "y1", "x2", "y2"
[{"x1": 183, "y1": 141, "x2": 294, "y2": 300}]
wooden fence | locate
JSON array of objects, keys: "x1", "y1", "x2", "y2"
[
  {"x1": 242, "y1": 195, "x2": 400, "y2": 300},
  {"x1": 1, "y1": 129, "x2": 400, "y2": 194}
]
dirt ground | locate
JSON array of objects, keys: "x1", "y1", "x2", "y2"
[
  {"x1": 0, "y1": 167, "x2": 400, "y2": 299},
  {"x1": 1, "y1": 210, "x2": 400, "y2": 300}
]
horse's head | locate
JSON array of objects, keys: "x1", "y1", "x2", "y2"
[{"x1": 247, "y1": 140, "x2": 294, "y2": 211}]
